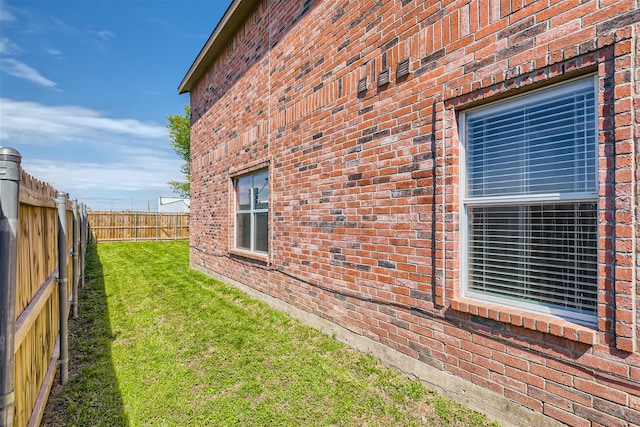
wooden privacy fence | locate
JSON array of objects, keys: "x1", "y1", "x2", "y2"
[
  {"x1": 89, "y1": 211, "x2": 189, "y2": 242},
  {"x1": 0, "y1": 147, "x2": 88, "y2": 427}
]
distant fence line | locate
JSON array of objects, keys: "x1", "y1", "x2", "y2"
[
  {"x1": 88, "y1": 211, "x2": 189, "y2": 242},
  {"x1": 1, "y1": 147, "x2": 88, "y2": 427}
]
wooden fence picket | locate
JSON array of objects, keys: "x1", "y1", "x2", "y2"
[
  {"x1": 0, "y1": 147, "x2": 88, "y2": 427},
  {"x1": 88, "y1": 211, "x2": 189, "y2": 242}
]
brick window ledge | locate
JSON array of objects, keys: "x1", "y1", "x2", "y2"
[
  {"x1": 450, "y1": 298, "x2": 597, "y2": 345},
  {"x1": 229, "y1": 248, "x2": 269, "y2": 264}
]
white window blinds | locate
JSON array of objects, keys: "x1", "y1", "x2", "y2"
[
  {"x1": 466, "y1": 78, "x2": 597, "y2": 199},
  {"x1": 462, "y1": 77, "x2": 598, "y2": 324},
  {"x1": 468, "y1": 203, "x2": 598, "y2": 316}
]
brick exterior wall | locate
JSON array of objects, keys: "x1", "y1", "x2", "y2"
[{"x1": 186, "y1": 1, "x2": 640, "y2": 425}]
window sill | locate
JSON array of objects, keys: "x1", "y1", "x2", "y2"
[
  {"x1": 450, "y1": 298, "x2": 597, "y2": 345},
  {"x1": 229, "y1": 248, "x2": 269, "y2": 264}
]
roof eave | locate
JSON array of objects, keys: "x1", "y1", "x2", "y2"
[{"x1": 178, "y1": 0, "x2": 260, "y2": 94}]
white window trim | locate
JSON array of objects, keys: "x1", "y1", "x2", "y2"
[
  {"x1": 234, "y1": 169, "x2": 268, "y2": 254},
  {"x1": 459, "y1": 75, "x2": 599, "y2": 326}
]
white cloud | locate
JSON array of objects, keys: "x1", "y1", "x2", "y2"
[
  {"x1": 49, "y1": 17, "x2": 116, "y2": 49},
  {"x1": 96, "y1": 30, "x2": 116, "y2": 40},
  {"x1": 0, "y1": 98, "x2": 181, "y2": 203},
  {"x1": 44, "y1": 47, "x2": 63, "y2": 58},
  {"x1": 0, "y1": 98, "x2": 168, "y2": 143},
  {"x1": 0, "y1": 58, "x2": 56, "y2": 87},
  {"x1": 0, "y1": 0, "x2": 15, "y2": 22},
  {"x1": 51, "y1": 16, "x2": 78, "y2": 34},
  {"x1": 0, "y1": 37, "x2": 21, "y2": 54},
  {"x1": 22, "y1": 157, "x2": 182, "y2": 193}
]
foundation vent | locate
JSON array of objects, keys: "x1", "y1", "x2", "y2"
[
  {"x1": 378, "y1": 69, "x2": 390, "y2": 86},
  {"x1": 397, "y1": 59, "x2": 410, "y2": 79},
  {"x1": 358, "y1": 77, "x2": 368, "y2": 94}
]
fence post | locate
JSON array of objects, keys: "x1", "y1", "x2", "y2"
[
  {"x1": 80, "y1": 204, "x2": 86, "y2": 288},
  {"x1": 78, "y1": 204, "x2": 83, "y2": 289},
  {"x1": 0, "y1": 147, "x2": 21, "y2": 427},
  {"x1": 55, "y1": 192, "x2": 69, "y2": 385},
  {"x1": 84, "y1": 205, "x2": 88, "y2": 238},
  {"x1": 86, "y1": 205, "x2": 92, "y2": 244},
  {"x1": 71, "y1": 200, "x2": 79, "y2": 319},
  {"x1": 156, "y1": 211, "x2": 159, "y2": 241},
  {"x1": 175, "y1": 213, "x2": 178, "y2": 240},
  {"x1": 134, "y1": 211, "x2": 137, "y2": 242}
]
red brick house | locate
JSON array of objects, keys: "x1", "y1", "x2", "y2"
[{"x1": 179, "y1": 1, "x2": 640, "y2": 425}]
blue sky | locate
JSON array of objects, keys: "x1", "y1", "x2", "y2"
[{"x1": 0, "y1": 0, "x2": 231, "y2": 210}]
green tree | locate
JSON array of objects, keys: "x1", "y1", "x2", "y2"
[{"x1": 167, "y1": 104, "x2": 191, "y2": 198}]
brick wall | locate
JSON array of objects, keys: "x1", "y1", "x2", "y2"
[{"x1": 187, "y1": 1, "x2": 640, "y2": 425}]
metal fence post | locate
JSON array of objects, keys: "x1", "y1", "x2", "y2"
[
  {"x1": 82, "y1": 204, "x2": 88, "y2": 245},
  {"x1": 71, "y1": 200, "x2": 79, "y2": 319},
  {"x1": 55, "y1": 192, "x2": 69, "y2": 385},
  {"x1": 85, "y1": 205, "x2": 92, "y2": 244},
  {"x1": 80, "y1": 203, "x2": 86, "y2": 289},
  {"x1": 0, "y1": 147, "x2": 21, "y2": 427}
]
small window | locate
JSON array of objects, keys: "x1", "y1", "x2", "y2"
[
  {"x1": 460, "y1": 77, "x2": 598, "y2": 325},
  {"x1": 234, "y1": 169, "x2": 269, "y2": 253}
]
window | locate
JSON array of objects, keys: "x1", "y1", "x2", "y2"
[
  {"x1": 234, "y1": 169, "x2": 269, "y2": 253},
  {"x1": 460, "y1": 77, "x2": 598, "y2": 325}
]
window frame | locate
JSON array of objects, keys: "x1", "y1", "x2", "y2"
[
  {"x1": 459, "y1": 75, "x2": 599, "y2": 326},
  {"x1": 233, "y1": 168, "x2": 269, "y2": 254}
]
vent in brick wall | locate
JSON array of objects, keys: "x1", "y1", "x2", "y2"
[
  {"x1": 358, "y1": 77, "x2": 368, "y2": 94},
  {"x1": 397, "y1": 58, "x2": 410, "y2": 78},
  {"x1": 378, "y1": 69, "x2": 390, "y2": 86}
]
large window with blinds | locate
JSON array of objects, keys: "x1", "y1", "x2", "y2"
[
  {"x1": 234, "y1": 169, "x2": 269, "y2": 254},
  {"x1": 460, "y1": 77, "x2": 598, "y2": 325}
]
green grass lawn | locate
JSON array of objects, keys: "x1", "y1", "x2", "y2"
[{"x1": 42, "y1": 241, "x2": 498, "y2": 426}]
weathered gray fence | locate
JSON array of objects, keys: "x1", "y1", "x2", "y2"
[{"x1": 0, "y1": 147, "x2": 88, "y2": 427}]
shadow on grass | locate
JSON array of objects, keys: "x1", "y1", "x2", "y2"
[{"x1": 41, "y1": 244, "x2": 129, "y2": 427}]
